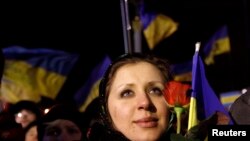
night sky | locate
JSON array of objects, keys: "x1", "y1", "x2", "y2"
[{"x1": 1, "y1": 0, "x2": 250, "y2": 101}]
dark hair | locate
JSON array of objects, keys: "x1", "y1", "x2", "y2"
[
  {"x1": 10, "y1": 100, "x2": 42, "y2": 120},
  {"x1": 37, "y1": 103, "x2": 85, "y2": 141},
  {"x1": 99, "y1": 53, "x2": 172, "y2": 132}
]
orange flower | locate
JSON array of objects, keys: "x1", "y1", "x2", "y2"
[{"x1": 164, "y1": 81, "x2": 191, "y2": 108}]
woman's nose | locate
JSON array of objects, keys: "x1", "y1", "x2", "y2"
[{"x1": 137, "y1": 93, "x2": 154, "y2": 110}]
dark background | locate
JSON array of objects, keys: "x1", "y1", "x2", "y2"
[{"x1": 1, "y1": 0, "x2": 250, "y2": 101}]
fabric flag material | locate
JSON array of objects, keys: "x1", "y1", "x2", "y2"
[
  {"x1": 220, "y1": 90, "x2": 242, "y2": 111},
  {"x1": 1, "y1": 46, "x2": 79, "y2": 104},
  {"x1": 74, "y1": 55, "x2": 111, "y2": 112},
  {"x1": 203, "y1": 25, "x2": 231, "y2": 65},
  {"x1": 188, "y1": 44, "x2": 232, "y2": 130},
  {"x1": 171, "y1": 60, "x2": 192, "y2": 82},
  {"x1": 139, "y1": 3, "x2": 178, "y2": 50}
]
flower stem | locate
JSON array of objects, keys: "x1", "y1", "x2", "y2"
[{"x1": 174, "y1": 106, "x2": 184, "y2": 134}]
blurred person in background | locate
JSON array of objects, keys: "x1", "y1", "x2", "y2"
[
  {"x1": 37, "y1": 103, "x2": 87, "y2": 141},
  {"x1": 10, "y1": 100, "x2": 43, "y2": 128},
  {"x1": 229, "y1": 87, "x2": 250, "y2": 124}
]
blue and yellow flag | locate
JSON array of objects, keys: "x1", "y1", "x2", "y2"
[
  {"x1": 220, "y1": 90, "x2": 242, "y2": 111},
  {"x1": 74, "y1": 55, "x2": 111, "y2": 112},
  {"x1": 171, "y1": 60, "x2": 192, "y2": 82},
  {"x1": 203, "y1": 25, "x2": 231, "y2": 65},
  {"x1": 188, "y1": 44, "x2": 232, "y2": 130},
  {"x1": 1, "y1": 46, "x2": 79, "y2": 104},
  {"x1": 139, "y1": 3, "x2": 178, "y2": 50}
]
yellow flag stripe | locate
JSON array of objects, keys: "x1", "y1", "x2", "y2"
[
  {"x1": 1, "y1": 60, "x2": 66, "y2": 103},
  {"x1": 79, "y1": 79, "x2": 101, "y2": 112},
  {"x1": 188, "y1": 97, "x2": 198, "y2": 130},
  {"x1": 144, "y1": 14, "x2": 178, "y2": 49},
  {"x1": 205, "y1": 37, "x2": 230, "y2": 65}
]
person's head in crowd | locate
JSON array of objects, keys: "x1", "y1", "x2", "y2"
[
  {"x1": 37, "y1": 103, "x2": 85, "y2": 141},
  {"x1": 96, "y1": 53, "x2": 173, "y2": 140},
  {"x1": 10, "y1": 100, "x2": 42, "y2": 128},
  {"x1": 229, "y1": 87, "x2": 250, "y2": 124}
]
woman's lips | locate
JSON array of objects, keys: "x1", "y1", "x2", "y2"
[{"x1": 134, "y1": 117, "x2": 158, "y2": 128}]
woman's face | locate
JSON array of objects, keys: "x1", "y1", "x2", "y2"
[
  {"x1": 108, "y1": 62, "x2": 169, "y2": 141},
  {"x1": 42, "y1": 119, "x2": 82, "y2": 141}
]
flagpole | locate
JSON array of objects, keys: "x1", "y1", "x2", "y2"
[
  {"x1": 120, "y1": 0, "x2": 132, "y2": 54},
  {"x1": 133, "y1": 16, "x2": 142, "y2": 53},
  {"x1": 195, "y1": 42, "x2": 201, "y2": 52},
  {"x1": 187, "y1": 42, "x2": 201, "y2": 130}
]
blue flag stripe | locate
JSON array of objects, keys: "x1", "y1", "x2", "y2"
[
  {"x1": 203, "y1": 25, "x2": 229, "y2": 56},
  {"x1": 3, "y1": 46, "x2": 79, "y2": 75},
  {"x1": 190, "y1": 46, "x2": 233, "y2": 127},
  {"x1": 74, "y1": 55, "x2": 111, "y2": 106}
]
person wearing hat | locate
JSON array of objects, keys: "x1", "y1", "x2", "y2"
[{"x1": 10, "y1": 100, "x2": 43, "y2": 128}]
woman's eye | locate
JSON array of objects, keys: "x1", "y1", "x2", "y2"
[
  {"x1": 121, "y1": 90, "x2": 133, "y2": 97},
  {"x1": 149, "y1": 87, "x2": 163, "y2": 96}
]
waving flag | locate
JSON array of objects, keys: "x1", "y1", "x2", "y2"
[
  {"x1": 188, "y1": 43, "x2": 232, "y2": 130},
  {"x1": 220, "y1": 90, "x2": 242, "y2": 111},
  {"x1": 74, "y1": 55, "x2": 111, "y2": 112},
  {"x1": 171, "y1": 60, "x2": 192, "y2": 82},
  {"x1": 1, "y1": 46, "x2": 79, "y2": 103},
  {"x1": 139, "y1": 3, "x2": 178, "y2": 50},
  {"x1": 203, "y1": 25, "x2": 231, "y2": 65}
]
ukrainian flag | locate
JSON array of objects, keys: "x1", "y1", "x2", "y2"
[
  {"x1": 1, "y1": 46, "x2": 79, "y2": 104},
  {"x1": 203, "y1": 25, "x2": 231, "y2": 65},
  {"x1": 188, "y1": 43, "x2": 232, "y2": 130},
  {"x1": 74, "y1": 55, "x2": 111, "y2": 112},
  {"x1": 171, "y1": 60, "x2": 192, "y2": 82},
  {"x1": 220, "y1": 90, "x2": 241, "y2": 111},
  {"x1": 139, "y1": 3, "x2": 178, "y2": 50}
]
